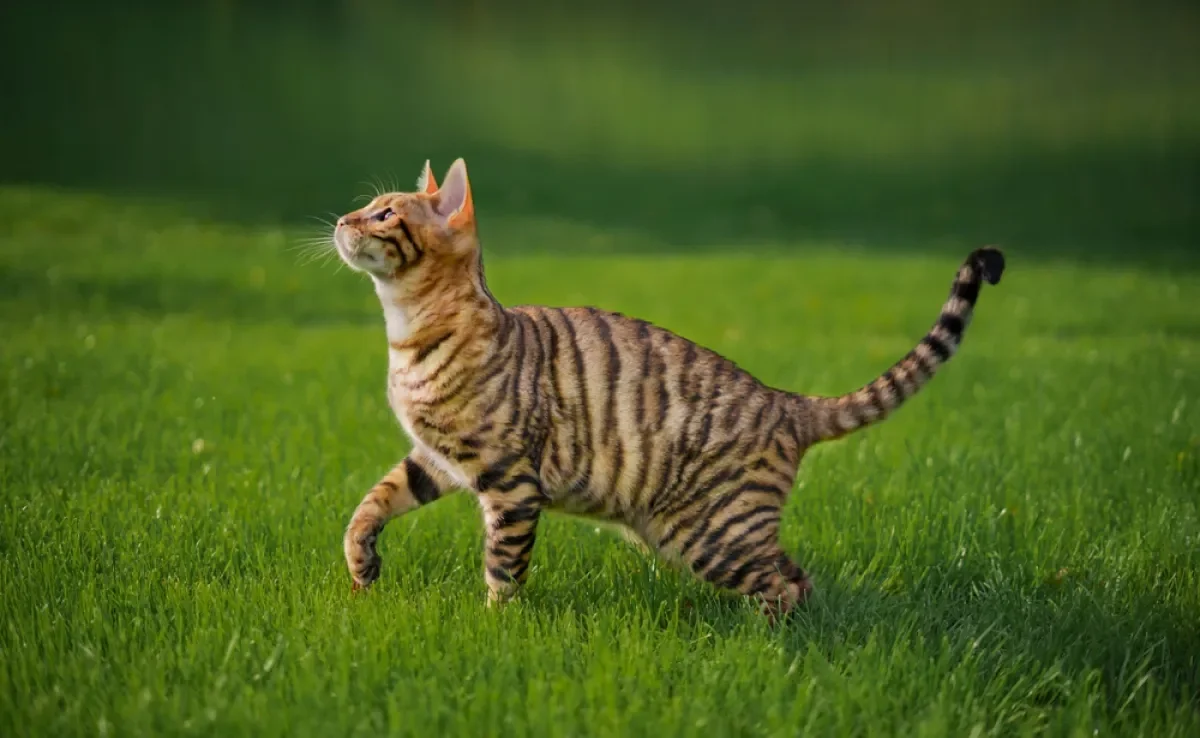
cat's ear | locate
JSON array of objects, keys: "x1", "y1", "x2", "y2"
[
  {"x1": 431, "y1": 158, "x2": 475, "y2": 229},
  {"x1": 415, "y1": 159, "x2": 438, "y2": 195}
]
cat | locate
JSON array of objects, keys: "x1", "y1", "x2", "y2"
[{"x1": 335, "y1": 158, "x2": 1004, "y2": 620}]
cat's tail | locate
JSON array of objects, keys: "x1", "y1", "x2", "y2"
[{"x1": 804, "y1": 247, "x2": 1005, "y2": 443}]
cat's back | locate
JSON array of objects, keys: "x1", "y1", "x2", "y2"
[{"x1": 509, "y1": 303, "x2": 782, "y2": 436}]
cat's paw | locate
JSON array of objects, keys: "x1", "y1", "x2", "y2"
[{"x1": 345, "y1": 530, "x2": 382, "y2": 591}]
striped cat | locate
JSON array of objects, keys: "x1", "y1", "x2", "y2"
[{"x1": 336, "y1": 158, "x2": 1005, "y2": 621}]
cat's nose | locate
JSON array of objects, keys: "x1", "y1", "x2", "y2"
[{"x1": 336, "y1": 215, "x2": 349, "y2": 228}]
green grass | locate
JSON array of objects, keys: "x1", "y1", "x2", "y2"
[{"x1": 1, "y1": 187, "x2": 1198, "y2": 736}]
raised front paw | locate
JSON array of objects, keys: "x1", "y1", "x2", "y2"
[{"x1": 345, "y1": 529, "x2": 382, "y2": 591}]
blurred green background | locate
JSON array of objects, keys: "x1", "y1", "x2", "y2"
[
  {"x1": 2, "y1": 0, "x2": 1197, "y2": 266},
  {"x1": 4, "y1": 4, "x2": 1200, "y2": 735}
]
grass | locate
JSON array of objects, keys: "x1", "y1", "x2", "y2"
[{"x1": 1, "y1": 186, "x2": 1198, "y2": 736}]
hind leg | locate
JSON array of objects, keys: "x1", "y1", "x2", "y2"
[
  {"x1": 657, "y1": 489, "x2": 812, "y2": 622},
  {"x1": 737, "y1": 546, "x2": 813, "y2": 623}
]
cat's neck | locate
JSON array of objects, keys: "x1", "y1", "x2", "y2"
[{"x1": 372, "y1": 274, "x2": 503, "y2": 353}]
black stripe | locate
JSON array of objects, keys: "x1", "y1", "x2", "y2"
[
  {"x1": 722, "y1": 383, "x2": 748, "y2": 432},
  {"x1": 377, "y1": 234, "x2": 408, "y2": 268},
  {"x1": 937, "y1": 313, "x2": 965, "y2": 337},
  {"x1": 413, "y1": 330, "x2": 454, "y2": 364},
  {"x1": 498, "y1": 531, "x2": 535, "y2": 548},
  {"x1": 658, "y1": 506, "x2": 705, "y2": 549},
  {"x1": 539, "y1": 311, "x2": 563, "y2": 435},
  {"x1": 506, "y1": 317, "x2": 527, "y2": 431},
  {"x1": 408, "y1": 335, "x2": 472, "y2": 391},
  {"x1": 770, "y1": 436, "x2": 791, "y2": 464},
  {"x1": 702, "y1": 505, "x2": 778, "y2": 553},
  {"x1": 405, "y1": 460, "x2": 440, "y2": 505},
  {"x1": 541, "y1": 313, "x2": 573, "y2": 474},
  {"x1": 865, "y1": 382, "x2": 885, "y2": 416},
  {"x1": 751, "y1": 399, "x2": 768, "y2": 431},
  {"x1": 474, "y1": 349, "x2": 513, "y2": 394},
  {"x1": 495, "y1": 474, "x2": 541, "y2": 494},
  {"x1": 695, "y1": 412, "x2": 713, "y2": 453},
  {"x1": 509, "y1": 558, "x2": 531, "y2": 580},
  {"x1": 610, "y1": 438, "x2": 626, "y2": 496},
  {"x1": 476, "y1": 453, "x2": 524, "y2": 491},
  {"x1": 592, "y1": 310, "x2": 621, "y2": 444},
  {"x1": 696, "y1": 496, "x2": 777, "y2": 559},
  {"x1": 477, "y1": 345, "x2": 516, "y2": 419},
  {"x1": 674, "y1": 437, "x2": 740, "y2": 504},
  {"x1": 653, "y1": 347, "x2": 670, "y2": 431},
  {"x1": 761, "y1": 404, "x2": 791, "y2": 450},
  {"x1": 715, "y1": 552, "x2": 767, "y2": 591},
  {"x1": 487, "y1": 566, "x2": 515, "y2": 584},
  {"x1": 705, "y1": 535, "x2": 776, "y2": 589},
  {"x1": 951, "y1": 277, "x2": 981, "y2": 305},
  {"x1": 773, "y1": 552, "x2": 805, "y2": 582},
  {"x1": 635, "y1": 325, "x2": 651, "y2": 429},
  {"x1": 496, "y1": 504, "x2": 541, "y2": 527},
  {"x1": 652, "y1": 433, "x2": 687, "y2": 507},
  {"x1": 921, "y1": 334, "x2": 953, "y2": 363},
  {"x1": 740, "y1": 510, "x2": 779, "y2": 541},
  {"x1": 628, "y1": 432, "x2": 655, "y2": 511},
  {"x1": 677, "y1": 490, "x2": 748, "y2": 561},
  {"x1": 656, "y1": 462, "x2": 744, "y2": 520},
  {"x1": 680, "y1": 501, "x2": 738, "y2": 565},
  {"x1": 525, "y1": 314, "x2": 549, "y2": 432},
  {"x1": 414, "y1": 364, "x2": 473, "y2": 405},
  {"x1": 741, "y1": 567, "x2": 775, "y2": 596},
  {"x1": 508, "y1": 315, "x2": 539, "y2": 434},
  {"x1": 397, "y1": 220, "x2": 422, "y2": 257},
  {"x1": 412, "y1": 415, "x2": 454, "y2": 435},
  {"x1": 561, "y1": 311, "x2": 594, "y2": 487},
  {"x1": 678, "y1": 343, "x2": 697, "y2": 398}
]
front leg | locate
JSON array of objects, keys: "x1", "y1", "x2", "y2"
[
  {"x1": 344, "y1": 452, "x2": 455, "y2": 591},
  {"x1": 476, "y1": 458, "x2": 546, "y2": 606}
]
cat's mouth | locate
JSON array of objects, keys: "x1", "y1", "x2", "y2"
[{"x1": 333, "y1": 227, "x2": 385, "y2": 272}]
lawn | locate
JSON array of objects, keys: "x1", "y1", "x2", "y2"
[
  {"x1": 2, "y1": 0, "x2": 1199, "y2": 734},
  {"x1": 1, "y1": 186, "x2": 1197, "y2": 736}
]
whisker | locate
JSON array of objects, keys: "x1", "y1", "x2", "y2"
[
  {"x1": 356, "y1": 180, "x2": 378, "y2": 198},
  {"x1": 305, "y1": 213, "x2": 340, "y2": 229}
]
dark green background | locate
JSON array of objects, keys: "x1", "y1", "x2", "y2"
[{"x1": 2, "y1": 0, "x2": 1197, "y2": 266}]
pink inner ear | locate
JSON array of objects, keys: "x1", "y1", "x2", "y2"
[
  {"x1": 420, "y1": 162, "x2": 439, "y2": 195},
  {"x1": 435, "y1": 159, "x2": 475, "y2": 226}
]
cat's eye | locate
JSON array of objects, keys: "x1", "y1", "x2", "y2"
[{"x1": 371, "y1": 208, "x2": 394, "y2": 222}]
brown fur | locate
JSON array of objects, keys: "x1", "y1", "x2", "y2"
[{"x1": 336, "y1": 158, "x2": 1005, "y2": 621}]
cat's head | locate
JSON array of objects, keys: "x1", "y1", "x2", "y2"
[{"x1": 333, "y1": 158, "x2": 478, "y2": 280}]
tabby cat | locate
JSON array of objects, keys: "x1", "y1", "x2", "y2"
[{"x1": 335, "y1": 158, "x2": 1005, "y2": 620}]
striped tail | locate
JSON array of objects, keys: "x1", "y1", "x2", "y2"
[{"x1": 809, "y1": 247, "x2": 1006, "y2": 443}]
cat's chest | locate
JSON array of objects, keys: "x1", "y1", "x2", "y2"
[{"x1": 386, "y1": 373, "x2": 477, "y2": 490}]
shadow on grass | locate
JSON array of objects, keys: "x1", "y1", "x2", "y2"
[{"x1": 518, "y1": 546, "x2": 1200, "y2": 717}]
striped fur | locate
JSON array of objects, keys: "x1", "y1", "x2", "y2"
[{"x1": 335, "y1": 158, "x2": 1005, "y2": 620}]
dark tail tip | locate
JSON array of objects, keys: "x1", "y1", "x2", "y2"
[{"x1": 972, "y1": 246, "x2": 1006, "y2": 285}]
